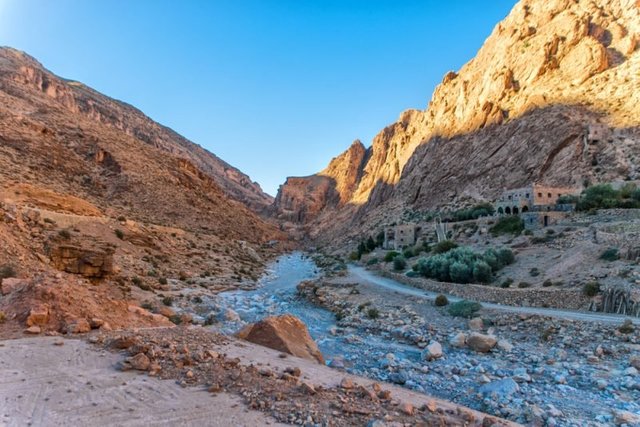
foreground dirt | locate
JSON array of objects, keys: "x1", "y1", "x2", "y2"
[{"x1": 91, "y1": 327, "x2": 514, "y2": 427}]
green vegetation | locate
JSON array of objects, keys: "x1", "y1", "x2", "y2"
[
  {"x1": 599, "y1": 248, "x2": 620, "y2": 262},
  {"x1": 366, "y1": 307, "x2": 380, "y2": 319},
  {"x1": 413, "y1": 246, "x2": 515, "y2": 284},
  {"x1": 169, "y1": 315, "x2": 182, "y2": 325},
  {"x1": 158, "y1": 277, "x2": 168, "y2": 285},
  {"x1": 619, "y1": 319, "x2": 635, "y2": 334},
  {"x1": 490, "y1": 215, "x2": 524, "y2": 236},
  {"x1": 434, "y1": 294, "x2": 449, "y2": 306},
  {"x1": 393, "y1": 256, "x2": 407, "y2": 271},
  {"x1": 58, "y1": 229, "x2": 71, "y2": 239},
  {"x1": 501, "y1": 278, "x2": 513, "y2": 288},
  {"x1": 0, "y1": 264, "x2": 16, "y2": 279},
  {"x1": 352, "y1": 233, "x2": 385, "y2": 260},
  {"x1": 446, "y1": 203, "x2": 495, "y2": 222},
  {"x1": 402, "y1": 247, "x2": 415, "y2": 258},
  {"x1": 529, "y1": 267, "x2": 540, "y2": 277},
  {"x1": 575, "y1": 183, "x2": 640, "y2": 211},
  {"x1": 366, "y1": 257, "x2": 379, "y2": 266},
  {"x1": 383, "y1": 251, "x2": 400, "y2": 262},
  {"x1": 432, "y1": 240, "x2": 459, "y2": 254},
  {"x1": 117, "y1": 215, "x2": 126, "y2": 222},
  {"x1": 583, "y1": 281, "x2": 600, "y2": 297},
  {"x1": 447, "y1": 300, "x2": 482, "y2": 318},
  {"x1": 518, "y1": 282, "x2": 532, "y2": 288},
  {"x1": 542, "y1": 279, "x2": 553, "y2": 287},
  {"x1": 162, "y1": 296, "x2": 174, "y2": 306},
  {"x1": 115, "y1": 229, "x2": 125, "y2": 240}
]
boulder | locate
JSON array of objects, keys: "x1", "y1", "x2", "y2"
[
  {"x1": 449, "y1": 332, "x2": 466, "y2": 348},
  {"x1": 479, "y1": 378, "x2": 519, "y2": 398},
  {"x1": 468, "y1": 317, "x2": 484, "y2": 331},
  {"x1": 26, "y1": 305, "x2": 49, "y2": 326},
  {"x1": 630, "y1": 356, "x2": 640, "y2": 370},
  {"x1": 421, "y1": 341, "x2": 443, "y2": 361},
  {"x1": 1, "y1": 277, "x2": 26, "y2": 295},
  {"x1": 66, "y1": 318, "x2": 91, "y2": 334},
  {"x1": 466, "y1": 332, "x2": 497, "y2": 353},
  {"x1": 48, "y1": 244, "x2": 114, "y2": 278},
  {"x1": 236, "y1": 314, "x2": 325, "y2": 364}
]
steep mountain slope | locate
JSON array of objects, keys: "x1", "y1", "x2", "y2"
[
  {"x1": 0, "y1": 47, "x2": 284, "y2": 335},
  {"x1": 0, "y1": 47, "x2": 273, "y2": 212},
  {"x1": 273, "y1": 0, "x2": 640, "y2": 243}
]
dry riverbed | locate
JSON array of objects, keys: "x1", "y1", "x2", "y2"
[{"x1": 297, "y1": 269, "x2": 640, "y2": 427}]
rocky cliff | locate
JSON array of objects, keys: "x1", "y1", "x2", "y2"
[
  {"x1": 0, "y1": 47, "x2": 272, "y2": 212},
  {"x1": 273, "y1": 0, "x2": 640, "y2": 243}
]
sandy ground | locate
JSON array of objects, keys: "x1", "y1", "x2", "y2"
[{"x1": 0, "y1": 336, "x2": 286, "y2": 427}]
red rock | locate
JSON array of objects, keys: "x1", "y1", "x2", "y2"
[
  {"x1": 26, "y1": 305, "x2": 49, "y2": 326},
  {"x1": 1, "y1": 277, "x2": 26, "y2": 295},
  {"x1": 237, "y1": 314, "x2": 325, "y2": 364}
]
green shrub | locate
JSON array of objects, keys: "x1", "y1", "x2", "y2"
[
  {"x1": 618, "y1": 319, "x2": 635, "y2": 334},
  {"x1": 599, "y1": 248, "x2": 619, "y2": 262},
  {"x1": 393, "y1": 256, "x2": 407, "y2": 271},
  {"x1": 117, "y1": 215, "x2": 126, "y2": 222},
  {"x1": 448, "y1": 203, "x2": 495, "y2": 222},
  {"x1": 518, "y1": 282, "x2": 532, "y2": 288},
  {"x1": 131, "y1": 276, "x2": 142, "y2": 286},
  {"x1": 169, "y1": 315, "x2": 182, "y2": 325},
  {"x1": 366, "y1": 257, "x2": 379, "y2": 266},
  {"x1": 349, "y1": 251, "x2": 360, "y2": 261},
  {"x1": 496, "y1": 248, "x2": 515, "y2": 265},
  {"x1": 432, "y1": 240, "x2": 458, "y2": 254},
  {"x1": 447, "y1": 300, "x2": 482, "y2": 318},
  {"x1": 406, "y1": 270, "x2": 420, "y2": 278},
  {"x1": 115, "y1": 229, "x2": 125, "y2": 240},
  {"x1": 434, "y1": 294, "x2": 449, "y2": 306},
  {"x1": 529, "y1": 267, "x2": 540, "y2": 277},
  {"x1": 366, "y1": 236, "x2": 377, "y2": 252},
  {"x1": 490, "y1": 215, "x2": 524, "y2": 236},
  {"x1": 366, "y1": 308, "x2": 380, "y2": 319},
  {"x1": 523, "y1": 229, "x2": 533, "y2": 236},
  {"x1": 402, "y1": 247, "x2": 415, "y2": 258},
  {"x1": 450, "y1": 261, "x2": 472, "y2": 283},
  {"x1": 384, "y1": 251, "x2": 400, "y2": 262},
  {"x1": 583, "y1": 281, "x2": 600, "y2": 297},
  {"x1": 576, "y1": 183, "x2": 640, "y2": 211},
  {"x1": 472, "y1": 260, "x2": 492, "y2": 283},
  {"x1": 158, "y1": 277, "x2": 168, "y2": 285},
  {"x1": 162, "y1": 296, "x2": 174, "y2": 306},
  {"x1": 0, "y1": 264, "x2": 16, "y2": 279},
  {"x1": 501, "y1": 278, "x2": 513, "y2": 288},
  {"x1": 542, "y1": 279, "x2": 553, "y2": 287}
]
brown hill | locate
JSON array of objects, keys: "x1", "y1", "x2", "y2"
[
  {"x1": 0, "y1": 47, "x2": 285, "y2": 336},
  {"x1": 273, "y1": 0, "x2": 640, "y2": 244}
]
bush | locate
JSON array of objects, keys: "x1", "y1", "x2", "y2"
[
  {"x1": 618, "y1": 319, "x2": 635, "y2": 334},
  {"x1": 0, "y1": 264, "x2": 16, "y2": 279},
  {"x1": 349, "y1": 251, "x2": 360, "y2": 261},
  {"x1": 115, "y1": 229, "x2": 125, "y2": 240},
  {"x1": 449, "y1": 203, "x2": 495, "y2": 222},
  {"x1": 450, "y1": 261, "x2": 472, "y2": 283},
  {"x1": 384, "y1": 251, "x2": 400, "y2": 262},
  {"x1": 576, "y1": 183, "x2": 640, "y2": 211},
  {"x1": 490, "y1": 216, "x2": 524, "y2": 236},
  {"x1": 501, "y1": 278, "x2": 513, "y2": 288},
  {"x1": 542, "y1": 279, "x2": 553, "y2": 287},
  {"x1": 366, "y1": 308, "x2": 380, "y2": 319},
  {"x1": 434, "y1": 294, "x2": 449, "y2": 306},
  {"x1": 158, "y1": 277, "x2": 168, "y2": 285},
  {"x1": 402, "y1": 247, "x2": 415, "y2": 258},
  {"x1": 599, "y1": 248, "x2": 619, "y2": 262},
  {"x1": 131, "y1": 276, "x2": 142, "y2": 286},
  {"x1": 447, "y1": 300, "x2": 482, "y2": 318},
  {"x1": 432, "y1": 240, "x2": 458, "y2": 254},
  {"x1": 393, "y1": 256, "x2": 407, "y2": 271},
  {"x1": 117, "y1": 215, "x2": 126, "y2": 222},
  {"x1": 529, "y1": 267, "x2": 540, "y2": 277},
  {"x1": 583, "y1": 281, "x2": 600, "y2": 297},
  {"x1": 472, "y1": 261, "x2": 492, "y2": 283},
  {"x1": 366, "y1": 257, "x2": 379, "y2": 266},
  {"x1": 169, "y1": 315, "x2": 182, "y2": 325},
  {"x1": 518, "y1": 281, "x2": 532, "y2": 288},
  {"x1": 162, "y1": 296, "x2": 174, "y2": 306}
]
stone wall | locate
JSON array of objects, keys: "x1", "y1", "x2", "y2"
[
  {"x1": 48, "y1": 245, "x2": 115, "y2": 278},
  {"x1": 377, "y1": 268, "x2": 590, "y2": 311}
]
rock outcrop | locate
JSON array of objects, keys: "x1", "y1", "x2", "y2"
[
  {"x1": 237, "y1": 314, "x2": 325, "y2": 364},
  {"x1": 273, "y1": 0, "x2": 640, "y2": 243}
]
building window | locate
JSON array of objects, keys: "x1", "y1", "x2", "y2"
[
  {"x1": 548, "y1": 193, "x2": 552, "y2": 198},
  {"x1": 508, "y1": 195, "x2": 512, "y2": 200},
  {"x1": 525, "y1": 193, "x2": 529, "y2": 198},
  {"x1": 538, "y1": 192, "x2": 542, "y2": 198}
]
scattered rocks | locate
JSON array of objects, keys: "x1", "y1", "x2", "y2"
[
  {"x1": 479, "y1": 378, "x2": 519, "y2": 398},
  {"x1": 26, "y1": 305, "x2": 49, "y2": 327},
  {"x1": 421, "y1": 341, "x2": 443, "y2": 361},
  {"x1": 449, "y1": 332, "x2": 466, "y2": 348},
  {"x1": 468, "y1": 317, "x2": 484, "y2": 331},
  {"x1": 24, "y1": 325, "x2": 41, "y2": 334},
  {"x1": 466, "y1": 332, "x2": 497, "y2": 353},
  {"x1": 122, "y1": 353, "x2": 151, "y2": 371}
]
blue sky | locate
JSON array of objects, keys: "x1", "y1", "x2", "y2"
[{"x1": 0, "y1": 0, "x2": 516, "y2": 195}]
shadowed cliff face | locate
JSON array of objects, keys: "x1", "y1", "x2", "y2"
[
  {"x1": 272, "y1": 0, "x2": 640, "y2": 242},
  {"x1": 0, "y1": 47, "x2": 273, "y2": 212},
  {"x1": 0, "y1": 47, "x2": 281, "y2": 243}
]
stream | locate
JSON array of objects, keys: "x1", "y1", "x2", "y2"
[{"x1": 204, "y1": 252, "x2": 421, "y2": 372}]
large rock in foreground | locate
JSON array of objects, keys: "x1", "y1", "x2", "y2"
[{"x1": 237, "y1": 314, "x2": 325, "y2": 364}]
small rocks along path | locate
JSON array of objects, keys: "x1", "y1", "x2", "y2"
[{"x1": 350, "y1": 265, "x2": 639, "y2": 325}]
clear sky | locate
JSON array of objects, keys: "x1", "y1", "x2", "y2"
[{"x1": 0, "y1": 0, "x2": 516, "y2": 196}]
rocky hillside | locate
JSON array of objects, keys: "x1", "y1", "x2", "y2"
[
  {"x1": 273, "y1": 0, "x2": 640, "y2": 243},
  {"x1": 0, "y1": 47, "x2": 285, "y2": 335}
]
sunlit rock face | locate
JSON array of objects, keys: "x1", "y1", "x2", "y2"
[{"x1": 273, "y1": 0, "x2": 640, "y2": 244}]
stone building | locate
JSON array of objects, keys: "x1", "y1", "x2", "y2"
[
  {"x1": 495, "y1": 184, "x2": 579, "y2": 215},
  {"x1": 383, "y1": 224, "x2": 418, "y2": 250}
]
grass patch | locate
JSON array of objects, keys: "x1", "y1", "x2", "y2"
[
  {"x1": 490, "y1": 216, "x2": 524, "y2": 236},
  {"x1": 447, "y1": 300, "x2": 482, "y2": 318},
  {"x1": 583, "y1": 281, "x2": 600, "y2": 297},
  {"x1": 599, "y1": 248, "x2": 619, "y2": 262}
]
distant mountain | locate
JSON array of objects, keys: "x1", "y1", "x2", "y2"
[{"x1": 273, "y1": 0, "x2": 640, "y2": 244}]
